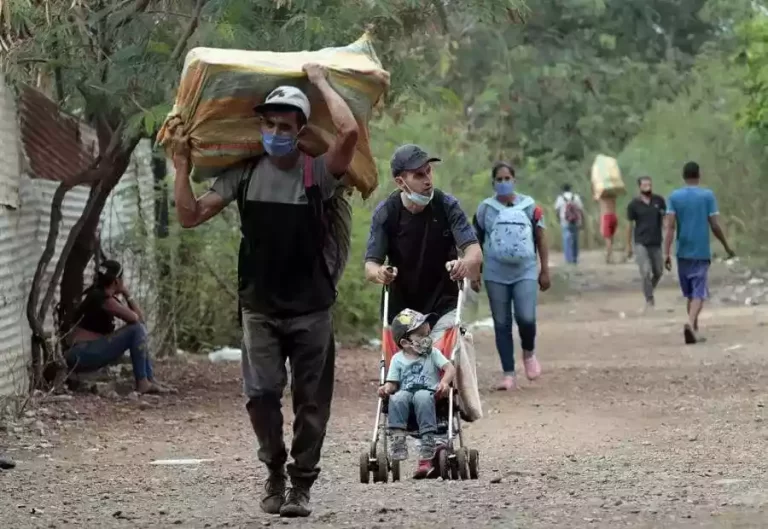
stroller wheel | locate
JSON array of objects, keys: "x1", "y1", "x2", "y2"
[
  {"x1": 359, "y1": 450, "x2": 371, "y2": 484},
  {"x1": 438, "y1": 447, "x2": 449, "y2": 480},
  {"x1": 449, "y1": 451, "x2": 460, "y2": 481},
  {"x1": 375, "y1": 450, "x2": 389, "y2": 483},
  {"x1": 468, "y1": 448, "x2": 480, "y2": 479},
  {"x1": 456, "y1": 448, "x2": 469, "y2": 480},
  {"x1": 390, "y1": 457, "x2": 401, "y2": 482}
]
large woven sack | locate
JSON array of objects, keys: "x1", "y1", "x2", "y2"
[
  {"x1": 455, "y1": 331, "x2": 483, "y2": 422},
  {"x1": 591, "y1": 154, "x2": 625, "y2": 200},
  {"x1": 157, "y1": 33, "x2": 390, "y2": 199}
]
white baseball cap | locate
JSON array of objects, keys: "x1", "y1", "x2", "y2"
[{"x1": 254, "y1": 86, "x2": 311, "y2": 121}]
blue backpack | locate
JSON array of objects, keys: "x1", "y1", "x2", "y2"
[{"x1": 483, "y1": 197, "x2": 537, "y2": 264}]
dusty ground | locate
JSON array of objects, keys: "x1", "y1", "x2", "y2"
[{"x1": 2, "y1": 251, "x2": 768, "y2": 529}]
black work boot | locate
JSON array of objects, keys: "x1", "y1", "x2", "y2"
[
  {"x1": 279, "y1": 479, "x2": 312, "y2": 518},
  {"x1": 260, "y1": 469, "x2": 286, "y2": 515}
]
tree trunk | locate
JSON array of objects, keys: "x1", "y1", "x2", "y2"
[
  {"x1": 57, "y1": 139, "x2": 139, "y2": 337},
  {"x1": 27, "y1": 183, "x2": 71, "y2": 388}
]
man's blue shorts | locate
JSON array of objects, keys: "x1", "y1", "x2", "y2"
[{"x1": 677, "y1": 258, "x2": 710, "y2": 300}]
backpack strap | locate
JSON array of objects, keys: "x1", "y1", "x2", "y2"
[
  {"x1": 303, "y1": 154, "x2": 314, "y2": 188},
  {"x1": 302, "y1": 155, "x2": 338, "y2": 298},
  {"x1": 383, "y1": 190, "x2": 402, "y2": 241},
  {"x1": 236, "y1": 156, "x2": 261, "y2": 220}
]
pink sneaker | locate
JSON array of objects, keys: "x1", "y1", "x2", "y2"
[
  {"x1": 413, "y1": 459, "x2": 433, "y2": 479},
  {"x1": 496, "y1": 374, "x2": 518, "y2": 391},
  {"x1": 523, "y1": 355, "x2": 541, "y2": 381}
]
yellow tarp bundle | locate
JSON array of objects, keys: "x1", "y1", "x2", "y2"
[
  {"x1": 157, "y1": 33, "x2": 390, "y2": 199},
  {"x1": 591, "y1": 154, "x2": 626, "y2": 200}
]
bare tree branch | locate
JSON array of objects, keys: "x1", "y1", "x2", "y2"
[
  {"x1": 170, "y1": 0, "x2": 206, "y2": 62},
  {"x1": 201, "y1": 257, "x2": 238, "y2": 301},
  {"x1": 37, "y1": 129, "x2": 137, "y2": 325}
]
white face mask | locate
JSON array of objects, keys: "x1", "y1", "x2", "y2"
[
  {"x1": 403, "y1": 184, "x2": 434, "y2": 207},
  {"x1": 407, "y1": 336, "x2": 433, "y2": 355}
]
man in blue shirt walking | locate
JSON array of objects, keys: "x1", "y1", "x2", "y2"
[{"x1": 664, "y1": 162, "x2": 735, "y2": 344}]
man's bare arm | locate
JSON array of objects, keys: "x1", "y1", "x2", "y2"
[
  {"x1": 626, "y1": 222, "x2": 634, "y2": 255},
  {"x1": 173, "y1": 155, "x2": 227, "y2": 228},
  {"x1": 535, "y1": 227, "x2": 549, "y2": 274},
  {"x1": 709, "y1": 215, "x2": 735, "y2": 256},
  {"x1": 664, "y1": 214, "x2": 676, "y2": 259},
  {"x1": 461, "y1": 243, "x2": 483, "y2": 280},
  {"x1": 304, "y1": 64, "x2": 359, "y2": 176}
]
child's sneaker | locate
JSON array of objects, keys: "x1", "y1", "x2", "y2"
[
  {"x1": 419, "y1": 434, "x2": 437, "y2": 460},
  {"x1": 413, "y1": 459, "x2": 433, "y2": 479},
  {"x1": 389, "y1": 433, "x2": 408, "y2": 461}
]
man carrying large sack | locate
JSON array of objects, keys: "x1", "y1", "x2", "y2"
[{"x1": 171, "y1": 64, "x2": 358, "y2": 518}]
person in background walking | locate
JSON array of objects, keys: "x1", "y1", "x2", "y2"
[
  {"x1": 554, "y1": 183, "x2": 584, "y2": 265},
  {"x1": 473, "y1": 162, "x2": 550, "y2": 391},
  {"x1": 595, "y1": 189, "x2": 619, "y2": 264},
  {"x1": 664, "y1": 162, "x2": 735, "y2": 344},
  {"x1": 626, "y1": 176, "x2": 666, "y2": 310}
]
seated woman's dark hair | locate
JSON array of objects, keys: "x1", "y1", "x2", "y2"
[
  {"x1": 491, "y1": 161, "x2": 515, "y2": 179},
  {"x1": 96, "y1": 260, "x2": 123, "y2": 288}
]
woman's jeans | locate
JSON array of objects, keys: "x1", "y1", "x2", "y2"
[
  {"x1": 485, "y1": 279, "x2": 538, "y2": 375},
  {"x1": 65, "y1": 323, "x2": 153, "y2": 382},
  {"x1": 562, "y1": 225, "x2": 579, "y2": 264}
]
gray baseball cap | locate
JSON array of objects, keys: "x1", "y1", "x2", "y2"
[
  {"x1": 390, "y1": 144, "x2": 441, "y2": 177},
  {"x1": 391, "y1": 308, "x2": 436, "y2": 345},
  {"x1": 254, "y1": 86, "x2": 311, "y2": 120}
]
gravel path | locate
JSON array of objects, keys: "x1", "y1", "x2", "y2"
[{"x1": 2, "y1": 252, "x2": 768, "y2": 528}]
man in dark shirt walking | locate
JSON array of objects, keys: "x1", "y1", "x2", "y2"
[
  {"x1": 626, "y1": 176, "x2": 666, "y2": 309},
  {"x1": 364, "y1": 144, "x2": 482, "y2": 339}
]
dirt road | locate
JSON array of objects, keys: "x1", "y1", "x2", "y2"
[{"x1": 3, "y1": 252, "x2": 768, "y2": 528}]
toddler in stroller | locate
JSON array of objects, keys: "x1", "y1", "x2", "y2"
[
  {"x1": 378, "y1": 308, "x2": 456, "y2": 479},
  {"x1": 359, "y1": 277, "x2": 481, "y2": 483}
]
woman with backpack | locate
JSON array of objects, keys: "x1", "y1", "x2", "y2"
[{"x1": 472, "y1": 162, "x2": 551, "y2": 391}]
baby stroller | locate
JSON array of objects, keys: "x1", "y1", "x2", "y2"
[{"x1": 358, "y1": 276, "x2": 480, "y2": 483}]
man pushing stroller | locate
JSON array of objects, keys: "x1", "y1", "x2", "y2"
[{"x1": 378, "y1": 308, "x2": 456, "y2": 479}]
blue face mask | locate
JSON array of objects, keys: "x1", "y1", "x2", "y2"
[
  {"x1": 262, "y1": 132, "x2": 297, "y2": 157},
  {"x1": 494, "y1": 181, "x2": 515, "y2": 196}
]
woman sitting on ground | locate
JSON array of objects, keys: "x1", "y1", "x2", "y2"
[{"x1": 65, "y1": 260, "x2": 169, "y2": 394}]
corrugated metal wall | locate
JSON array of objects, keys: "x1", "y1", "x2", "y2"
[
  {"x1": 0, "y1": 78, "x2": 155, "y2": 398},
  {"x1": 0, "y1": 77, "x2": 32, "y2": 399}
]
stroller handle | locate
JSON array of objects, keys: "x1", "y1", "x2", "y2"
[
  {"x1": 445, "y1": 262, "x2": 469, "y2": 326},
  {"x1": 382, "y1": 266, "x2": 394, "y2": 328}
]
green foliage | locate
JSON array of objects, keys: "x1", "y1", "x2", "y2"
[
  {"x1": 7, "y1": 0, "x2": 768, "y2": 349},
  {"x1": 619, "y1": 56, "x2": 768, "y2": 254},
  {"x1": 736, "y1": 11, "x2": 768, "y2": 137}
]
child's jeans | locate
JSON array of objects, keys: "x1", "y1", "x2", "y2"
[
  {"x1": 65, "y1": 323, "x2": 153, "y2": 382},
  {"x1": 387, "y1": 389, "x2": 437, "y2": 436}
]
